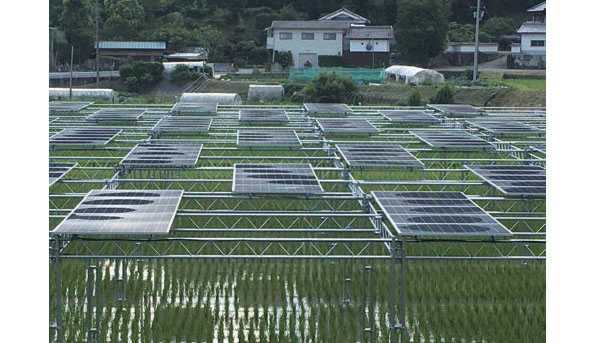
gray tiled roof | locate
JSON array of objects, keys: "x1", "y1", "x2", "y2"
[
  {"x1": 269, "y1": 21, "x2": 352, "y2": 30},
  {"x1": 347, "y1": 26, "x2": 394, "y2": 39},
  {"x1": 527, "y1": 1, "x2": 546, "y2": 13},
  {"x1": 517, "y1": 22, "x2": 546, "y2": 34}
]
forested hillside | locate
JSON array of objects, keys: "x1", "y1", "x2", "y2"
[{"x1": 50, "y1": 0, "x2": 542, "y2": 65}]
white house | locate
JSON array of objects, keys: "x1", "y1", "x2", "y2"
[
  {"x1": 515, "y1": 2, "x2": 546, "y2": 56},
  {"x1": 265, "y1": 8, "x2": 394, "y2": 68}
]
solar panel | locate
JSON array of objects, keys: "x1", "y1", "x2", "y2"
[
  {"x1": 86, "y1": 108, "x2": 147, "y2": 122},
  {"x1": 410, "y1": 130, "x2": 493, "y2": 149},
  {"x1": 379, "y1": 110, "x2": 441, "y2": 124},
  {"x1": 120, "y1": 143, "x2": 202, "y2": 168},
  {"x1": 238, "y1": 109, "x2": 289, "y2": 124},
  {"x1": 153, "y1": 116, "x2": 212, "y2": 134},
  {"x1": 171, "y1": 102, "x2": 217, "y2": 114},
  {"x1": 304, "y1": 103, "x2": 353, "y2": 114},
  {"x1": 372, "y1": 191, "x2": 512, "y2": 237},
  {"x1": 52, "y1": 190, "x2": 183, "y2": 235},
  {"x1": 49, "y1": 162, "x2": 77, "y2": 186},
  {"x1": 49, "y1": 101, "x2": 93, "y2": 113},
  {"x1": 233, "y1": 164, "x2": 324, "y2": 194},
  {"x1": 49, "y1": 128, "x2": 121, "y2": 146},
  {"x1": 464, "y1": 165, "x2": 546, "y2": 197},
  {"x1": 317, "y1": 118, "x2": 378, "y2": 134},
  {"x1": 529, "y1": 143, "x2": 546, "y2": 154},
  {"x1": 428, "y1": 104, "x2": 484, "y2": 117},
  {"x1": 335, "y1": 143, "x2": 423, "y2": 168},
  {"x1": 466, "y1": 120, "x2": 544, "y2": 134},
  {"x1": 237, "y1": 130, "x2": 301, "y2": 147}
]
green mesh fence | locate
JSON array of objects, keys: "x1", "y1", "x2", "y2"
[{"x1": 288, "y1": 67, "x2": 386, "y2": 84}]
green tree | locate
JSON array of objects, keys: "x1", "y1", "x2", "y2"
[
  {"x1": 104, "y1": 0, "x2": 145, "y2": 39},
  {"x1": 395, "y1": 0, "x2": 449, "y2": 66},
  {"x1": 429, "y1": 83, "x2": 455, "y2": 104},
  {"x1": 302, "y1": 71, "x2": 358, "y2": 103},
  {"x1": 119, "y1": 61, "x2": 164, "y2": 92},
  {"x1": 447, "y1": 22, "x2": 475, "y2": 42},
  {"x1": 481, "y1": 17, "x2": 516, "y2": 40},
  {"x1": 60, "y1": 0, "x2": 94, "y2": 63}
]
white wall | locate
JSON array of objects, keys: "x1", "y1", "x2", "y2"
[
  {"x1": 349, "y1": 40, "x2": 389, "y2": 52},
  {"x1": 445, "y1": 43, "x2": 498, "y2": 53},
  {"x1": 270, "y1": 29, "x2": 343, "y2": 65},
  {"x1": 520, "y1": 33, "x2": 546, "y2": 55}
]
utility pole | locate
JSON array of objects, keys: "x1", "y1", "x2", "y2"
[
  {"x1": 472, "y1": 0, "x2": 482, "y2": 81},
  {"x1": 95, "y1": 0, "x2": 100, "y2": 87},
  {"x1": 69, "y1": 45, "x2": 74, "y2": 100}
]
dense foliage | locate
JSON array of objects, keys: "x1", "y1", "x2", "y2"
[
  {"x1": 430, "y1": 83, "x2": 455, "y2": 104},
  {"x1": 302, "y1": 71, "x2": 358, "y2": 103},
  {"x1": 49, "y1": 0, "x2": 543, "y2": 66},
  {"x1": 395, "y1": 0, "x2": 449, "y2": 66},
  {"x1": 169, "y1": 64, "x2": 201, "y2": 83},
  {"x1": 119, "y1": 61, "x2": 164, "y2": 92}
]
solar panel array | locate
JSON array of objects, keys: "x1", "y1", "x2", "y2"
[
  {"x1": 239, "y1": 109, "x2": 289, "y2": 124},
  {"x1": 410, "y1": 130, "x2": 493, "y2": 149},
  {"x1": 233, "y1": 164, "x2": 323, "y2": 194},
  {"x1": 49, "y1": 128, "x2": 121, "y2": 145},
  {"x1": 465, "y1": 165, "x2": 546, "y2": 196},
  {"x1": 336, "y1": 143, "x2": 424, "y2": 168},
  {"x1": 52, "y1": 190, "x2": 183, "y2": 235},
  {"x1": 317, "y1": 118, "x2": 378, "y2": 133},
  {"x1": 304, "y1": 103, "x2": 353, "y2": 114},
  {"x1": 237, "y1": 130, "x2": 301, "y2": 147},
  {"x1": 121, "y1": 143, "x2": 202, "y2": 168},
  {"x1": 49, "y1": 162, "x2": 77, "y2": 186},
  {"x1": 153, "y1": 116, "x2": 212, "y2": 134},
  {"x1": 372, "y1": 191, "x2": 512, "y2": 237},
  {"x1": 428, "y1": 104, "x2": 484, "y2": 117},
  {"x1": 49, "y1": 101, "x2": 93, "y2": 112},
  {"x1": 86, "y1": 108, "x2": 147, "y2": 122},
  {"x1": 171, "y1": 102, "x2": 217, "y2": 114},
  {"x1": 380, "y1": 110, "x2": 441, "y2": 124},
  {"x1": 466, "y1": 120, "x2": 544, "y2": 134}
]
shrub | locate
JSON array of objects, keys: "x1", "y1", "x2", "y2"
[
  {"x1": 275, "y1": 51, "x2": 293, "y2": 69},
  {"x1": 169, "y1": 64, "x2": 200, "y2": 83},
  {"x1": 119, "y1": 61, "x2": 164, "y2": 92},
  {"x1": 203, "y1": 65, "x2": 213, "y2": 78},
  {"x1": 318, "y1": 55, "x2": 343, "y2": 67},
  {"x1": 302, "y1": 71, "x2": 358, "y2": 103},
  {"x1": 284, "y1": 83, "x2": 304, "y2": 97},
  {"x1": 463, "y1": 68, "x2": 474, "y2": 81},
  {"x1": 429, "y1": 83, "x2": 455, "y2": 104},
  {"x1": 408, "y1": 90, "x2": 422, "y2": 106}
]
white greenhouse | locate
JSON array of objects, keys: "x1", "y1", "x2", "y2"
[
  {"x1": 247, "y1": 85, "x2": 284, "y2": 101},
  {"x1": 49, "y1": 88, "x2": 117, "y2": 102},
  {"x1": 179, "y1": 93, "x2": 242, "y2": 104},
  {"x1": 384, "y1": 65, "x2": 445, "y2": 85}
]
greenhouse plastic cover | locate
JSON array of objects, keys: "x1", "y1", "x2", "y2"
[
  {"x1": 49, "y1": 88, "x2": 117, "y2": 102},
  {"x1": 384, "y1": 65, "x2": 445, "y2": 85},
  {"x1": 179, "y1": 92, "x2": 242, "y2": 104},
  {"x1": 247, "y1": 85, "x2": 284, "y2": 101}
]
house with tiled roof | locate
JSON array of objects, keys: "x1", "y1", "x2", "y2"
[{"x1": 265, "y1": 8, "x2": 394, "y2": 68}]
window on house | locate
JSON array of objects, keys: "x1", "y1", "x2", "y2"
[
  {"x1": 323, "y1": 33, "x2": 337, "y2": 40},
  {"x1": 279, "y1": 32, "x2": 292, "y2": 40},
  {"x1": 301, "y1": 33, "x2": 315, "y2": 40},
  {"x1": 531, "y1": 40, "x2": 545, "y2": 47}
]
